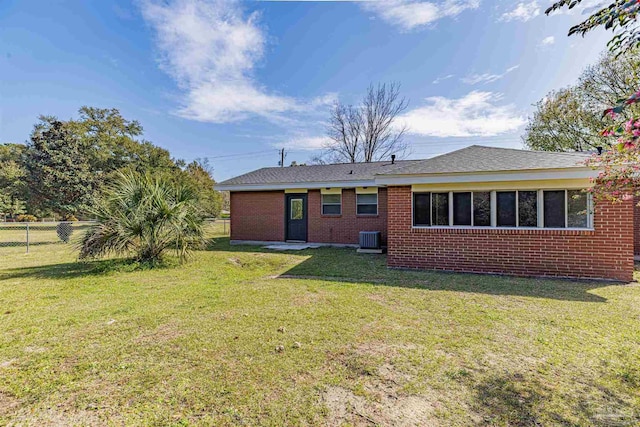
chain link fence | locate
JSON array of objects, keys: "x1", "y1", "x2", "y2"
[
  {"x1": 0, "y1": 219, "x2": 230, "y2": 254},
  {"x1": 0, "y1": 221, "x2": 96, "y2": 253}
]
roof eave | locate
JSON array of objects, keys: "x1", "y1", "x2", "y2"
[
  {"x1": 374, "y1": 167, "x2": 598, "y2": 185},
  {"x1": 215, "y1": 179, "x2": 379, "y2": 192}
]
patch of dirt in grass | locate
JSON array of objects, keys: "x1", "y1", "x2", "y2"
[
  {"x1": 0, "y1": 358, "x2": 17, "y2": 369},
  {"x1": 0, "y1": 391, "x2": 20, "y2": 416},
  {"x1": 292, "y1": 289, "x2": 329, "y2": 307},
  {"x1": 323, "y1": 346, "x2": 441, "y2": 426},
  {"x1": 9, "y1": 407, "x2": 108, "y2": 427},
  {"x1": 322, "y1": 383, "x2": 438, "y2": 427},
  {"x1": 354, "y1": 342, "x2": 418, "y2": 358},
  {"x1": 134, "y1": 322, "x2": 183, "y2": 344}
]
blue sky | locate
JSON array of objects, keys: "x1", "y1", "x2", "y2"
[{"x1": 0, "y1": 0, "x2": 611, "y2": 181}]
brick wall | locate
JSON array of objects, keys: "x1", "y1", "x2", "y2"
[
  {"x1": 307, "y1": 188, "x2": 388, "y2": 245},
  {"x1": 230, "y1": 189, "x2": 388, "y2": 245},
  {"x1": 387, "y1": 186, "x2": 634, "y2": 281},
  {"x1": 230, "y1": 191, "x2": 284, "y2": 242},
  {"x1": 635, "y1": 196, "x2": 640, "y2": 256}
]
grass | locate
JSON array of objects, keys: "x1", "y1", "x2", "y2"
[{"x1": 1, "y1": 223, "x2": 639, "y2": 426}]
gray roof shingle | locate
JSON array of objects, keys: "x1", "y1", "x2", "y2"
[
  {"x1": 217, "y1": 145, "x2": 591, "y2": 187},
  {"x1": 218, "y1": 159, "x2": 423, "y2": 186},
  {"x1": 384, "y1": 145, "x2": 590, "y2": 175}
]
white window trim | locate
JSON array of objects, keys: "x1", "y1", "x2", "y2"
[
  {"x1": 356, "y1": 192, "x2": 378, "y2": 215},
  {"x1": 321, "y1": 192, "x2": 342, "y2": 215},
  {"x1": 411, "y1": 189, "x2": 593, "y2": 230}
]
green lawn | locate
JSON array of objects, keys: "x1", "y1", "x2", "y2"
[{"x1": 1, "y1": 225, "x2": 639, "y2": 426}]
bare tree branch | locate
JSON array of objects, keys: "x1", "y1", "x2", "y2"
[{"x1": 319, "y1": 82, "x2": 409, "y2": 163}]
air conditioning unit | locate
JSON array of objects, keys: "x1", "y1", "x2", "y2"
[{"x1": 358, "y1": 231, "x2": 382, "y2": 253}]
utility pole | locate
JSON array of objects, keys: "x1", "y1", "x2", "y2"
[{"x1": 279, "y1": 148, "x2": 286, "y2": 167}]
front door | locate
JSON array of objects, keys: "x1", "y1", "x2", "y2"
[{"x1": 286, "y1": 194, "x2": 307, "y2": 241}]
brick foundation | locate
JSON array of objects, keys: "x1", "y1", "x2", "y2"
[{"x1": 387, "y1": 186, "x2": 634, "y2": 281}]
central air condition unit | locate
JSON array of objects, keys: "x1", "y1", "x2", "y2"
[{"x1": 358, "y1": 231, "x2": 382, "y2": 253}]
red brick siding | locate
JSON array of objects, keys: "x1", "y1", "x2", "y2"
[
  {"x1": 230, "y1": 191, "x2": 284, "y2": 242},
  {"x1": 307, "y1": 188, "x2": 388, "y2": 245},
  {"x1": 387, "y1": 186, "x2": 634, "y2": 281},
  {"x1": 635, "y1": 196, "x2": 640, "y2": 256}
]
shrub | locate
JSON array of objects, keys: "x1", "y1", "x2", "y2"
[
  {"x1": 79, "y1": 172, "x2": 205, "y2": 264},
  {"x1": 63, "y1": 215, "x2": 78, "y2": 221},
  {"x1": 56, "y1": 222, "x2": 73, "y2": 243},
  {"x1": 15, "y1": 214, "x2": 37, "y2": 222}
]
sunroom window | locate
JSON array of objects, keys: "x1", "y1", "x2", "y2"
[{"x1": 412, "y1": 189, "x2": 591, "y2": 229}]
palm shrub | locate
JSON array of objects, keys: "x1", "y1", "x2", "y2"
[{"x1": 79, "y1": 171, "x2": 205, "y2": 264}]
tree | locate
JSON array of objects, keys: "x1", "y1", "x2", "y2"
[
  {"x1": 524, "y1": 50, "x2": 640, "y2": 152},
  {"x1": 545, "y1": 0, "x2": 640, "y2": 202},
  {"x1": 24, "y1": 117, "x2": 96, "y2": 217},
  {"x1": 320, "y1": 82, "x2": 408, "y2": 163},
  {"x1": 184, "y1": 159, "x2": 222, "y2": 218},
  {"x1": 0, "y1": 144, "x2": 27, "y2": 218},
  {"x1": 79, "y1": 171, "x2": 205, "y2": 264}
]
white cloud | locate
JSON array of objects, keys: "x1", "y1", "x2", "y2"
[
  {"x1": 432, "y1": 74, "x2": 455, "y2": 84},
  {"x1": 399, "y1": 91, "x2": 526, "y2": 137},
  {"x1": 276, "y1": 136, "x2": 330, "y2": 151},
  {"x1": 500, "y1": 2, "x2": 540, "y2": 22},
  {"x1": 541, "y1": 36, "x2": 555, "y2": 45},
  {"x1": 140, "y1": 0, "x2": 329, "y2": 123},
  {"x1": 461, "y1": 65, "x2": 519, "y2": 85},
  {"x1": 362, "y1": 0, "x2": 480, "y2": 31}
]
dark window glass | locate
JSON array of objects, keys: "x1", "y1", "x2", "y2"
[
  {"x1": 544, "y1": 190, "x2": 565, "y2": 228},
  {"x1": 356, "y1": 193, "x2": 378, "y2": 215},
  {"x1": 413, "y1": 193, "x2": 431, "y2": 226},
  {"x1": 432, "y1": 193, "x2": 449, "y2": 226},
  {"x1": 473, "y1": 192, "x2": 491, "y2": 226},
  {"x1": 322, "y1": 204, "x2": 341, "y2": 215},
  {"x1": 518, "y1": 191, "x2": 538, "y2": 227},
  {"x1": 567, "y1": 190, "x2": 588, "y2": 228},
  {"x1": 453, "y1": 192, "x2": 472, "y2": 225},
  {"x1": 497, "y1": 191, "x2": 516, "y2": 227}
]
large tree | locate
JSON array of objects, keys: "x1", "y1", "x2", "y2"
[
  {"x1": 524, "y1": 50, "x2": 640, "y2": 152},
  {"x1": 184, "y1": 158, "x2": 222, "y2": 218},
  {"x1": 24, "y1": 117, "x2": 96, "y2": 217},
  {"x1": 0, "y1": 144, "x2": 27, "y2": 218},
  {"x1": 320, "y1": 82, "x2": 408, "y2": 163}
]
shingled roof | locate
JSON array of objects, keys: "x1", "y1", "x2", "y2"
[
  {"x1": 217, "y1": 145, "x2": 591, "y2": 189},
  {"x1": 218, "y1": 159, "x2": 423, "y2": 186},
  {"x1": 383, "y1": 145, "x2": 590, "y2": 176}
]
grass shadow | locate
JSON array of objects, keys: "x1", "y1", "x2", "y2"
[
  {"x1": 207, "y1": 241, "x2": 616, "y2": 303},
  {"x1": 0, "y1": 257, "x2": 178, "y2": 281}
]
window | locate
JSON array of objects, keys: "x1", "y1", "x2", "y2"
[
  {"x1": 544, "y1": 190, "x2": 565, "y2": 228},
  {"x1": 290, "y1": 198, "x2": 303, "y2": 220},
  {"x1": 518, "y1": 191, "x2": 538, "y2": 227},
  {"x1": 432, "y1": 193, "x2": 449, "y2": 225},
  {"x1": 411, "y1": 189, "x2": 591, "y2": 229},
  {"x1": 413, "y1": 192, "x2": 431, "y2": 226},
  {"x1": 497, "y1": 191, "x2": 516, "y2": 227},
  {"x1": 568, "y1": 190, "x2": 588, "y2": 228},
  {"x1": 321, "y1": 193, "x2": 341, "y2": 215},
  {"x1": 453, "y1": 192, "x2": 472, "y2": 226},
  {"x1": 473, "y1": 192, "x2": 491, "y2": 226},
  {"x1": 356, "y1": 193, "x2": 378, "y2": 215}
]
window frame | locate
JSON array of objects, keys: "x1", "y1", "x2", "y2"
[
  {"x1": 321, "y1": 193, "x2": 342, "y2": 216},
  {"x1": 411, "y1": 189, "x2": 593, "y2": 230},
  {"x1": 356, "y1": 192, "x2": 378, "y2": 216}
]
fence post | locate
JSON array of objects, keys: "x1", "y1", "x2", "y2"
[{"x1": 26, "y1": 223, "x2": 30, "y2": 254}]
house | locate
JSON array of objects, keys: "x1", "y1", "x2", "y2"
[{"x1": 216, "y1": 145, "x2": 638, "y2": 281}]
